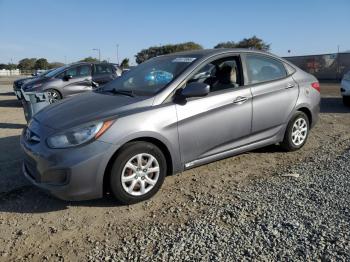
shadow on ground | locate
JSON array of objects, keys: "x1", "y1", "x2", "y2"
[
  {"x1": 0, "y1": 135, "x2": 122, "y2": 214},
  {"x1": 0, "y1": 123, "x2": 26, "y2": 129},
  {"x1": 0, "y1": 92, "x2": 15, "y2": 96},
  {"x1": 320, "y1": 97, "x2": 350, "y2": 113},
  {"x1": 0, "y1": 98, "x2": 21, "y2": 108}
]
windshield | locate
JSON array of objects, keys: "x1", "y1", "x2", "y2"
[
  {"x1": 44, "y1": 65, "x2": 69, "y2": 78},
  {"x1": 100, "y1": 54, "x2": 201, "y2": 96},
  {"x1": 39, "y1": 68, "x2": 55, "y2": 76}
]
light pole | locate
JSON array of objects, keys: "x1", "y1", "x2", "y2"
[
  {"x1": 116, "y1": 44, "x2": 119, "y2": 64},
  {"x1": 92, "y1": 48, "x2": 101, "y2": 61}
]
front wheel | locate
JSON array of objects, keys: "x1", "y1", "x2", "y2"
[
  {"x1": 109, "y1": 142, "x2": 167, "y2": 204},
  {"x1": 280, "y1": 111, "x2": 310, "y2": 151},
  {"x1": 45, "y1": 89, "x2": 62, "y2": 104}
]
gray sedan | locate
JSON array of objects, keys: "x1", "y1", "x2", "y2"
[{"x1": 21, "y1": 49, "x2": 320, "y2": 204}]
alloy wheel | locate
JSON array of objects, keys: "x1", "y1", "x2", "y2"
[
  {"x1": 46, "y1": 90, "x2": 60, "y2": 104},
  {"x1": 291, "y1": 118, "x2": 308, "y2": 146},
  {"x1": 121, "y1": 153, "x2": 160, "y2": 196}
]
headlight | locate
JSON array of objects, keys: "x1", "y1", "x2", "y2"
[{"x1": 47, "y1": 120, "x2": 114, "y2": 148}]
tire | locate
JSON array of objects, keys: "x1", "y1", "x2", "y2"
[
  {"x1": 45, "y1": 89, "x2": 62, "y2": 104},
  {"x1": 109, "y1": 142, "x2": 167, "y2": 205},
  {"x1": 343, "y1": 96, "x2": 350, "y2": 107},
  {"x1": 280, "y1": 111, "x2": 310, "y2": 151}
]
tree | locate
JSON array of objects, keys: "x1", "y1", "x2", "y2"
[
  {"x1": 6, "y1": 63, "x2": 17, "y2": 70},
  {"x1": 49, "y1": 62, "x2": 65, "y2": 69},
  {"x1": 120, "y1": 58, "x2": 129, "y2": 69},
  {"x1": 34, "y1": 58, "x2": 49, "y2": 70},
  {"x1": 0, "y1": 64, "x2": 7, "y2": 70},
  {"x1": 214, "y1": 41, "x2": 237, "y2": 49},
  {"x1": 80, "y1": 56, "x2": 99, "y2": 63},
  {"x1": 135, "y1": 42, "x2": 203, "y2": 64},
  {"x1": 214, "y1": 36, "x2": 270, "y2": 51},
  {"x1": 18, "y1": 58, "x2": 37, "y2": 70}
]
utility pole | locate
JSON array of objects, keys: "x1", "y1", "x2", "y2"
[
  {"x1": 116, "y1": 44, "x2": 119, "y2": 64},
  {"x1": 337, "y1": 45, "x2": 340, "y2": 81},
  {"x1": 93, "y1": 48, "x2": 101, "y2": 61}
]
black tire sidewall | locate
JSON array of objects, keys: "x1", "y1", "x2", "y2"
[
  {"x1": 283, "y1": 112, "x2": 310, "y2": 151},
  {"x1": 109, "y1": 142, "x2": 167, "y2": 204}
]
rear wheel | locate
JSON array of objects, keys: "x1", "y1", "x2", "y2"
[
  {"x1": 109, "y1": 142, "x2": 167, "y2": 204},
  {"x1": 281, "y1": 111, "x2": 309, "y2": 151},
  {"x1": 45, "y1": 89, "x2": 62, "y2": 104},
  {"x1": 343, "y1": 96, "x2": 350, "y2": 107}
]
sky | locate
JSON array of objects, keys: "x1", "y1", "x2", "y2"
[{"x1": 0, "y1": 0, "x2": 349, "y2": 65}]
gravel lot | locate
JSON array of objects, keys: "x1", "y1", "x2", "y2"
[{"x1": 0, "y1": 77, "x2": 349, "y2": 261}]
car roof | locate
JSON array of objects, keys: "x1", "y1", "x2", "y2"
[
  {"x1": 69, "y1": 62, "x2": 114, "y2": 66},
  {"x1": 157, "y1": 48, "x2": 288, "y2": 64},
  {"x1": 163, "y1": 48, "x2": 272, "y2": 57}
]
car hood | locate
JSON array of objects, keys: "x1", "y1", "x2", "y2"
[
  {"x1": 15, "y1": 76, "x2": 35, "y2": 84},
  {"x1": 22, "y1": 77, "x2": 48, "y2": 90},
  {"x1": 34, "y1": 91, "x2": 153, "y2": 130}
]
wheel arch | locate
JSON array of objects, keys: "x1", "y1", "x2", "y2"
[
  {"x1": 103, "y1": 136, "x2": 174, "y2": 195},
  {"x1": 296, "y1": 106, "x2": 312, "y2": 126}
]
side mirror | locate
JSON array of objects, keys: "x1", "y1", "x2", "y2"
[
  {"x1": 63, "y1": 74, "x2": 73, "y2": 81},
  {"x1": 180, "y1": 82, "x2": 210, "y2": 98}
]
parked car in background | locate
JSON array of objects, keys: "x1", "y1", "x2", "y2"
[
  {"x1": 32, "y1": 69, "x2": 49, "y2": 76},
  {"x1": 13, "y1": 68, "x2": 56, "y2": 95},
  {"x1": 21, "y1": 62, "x2": 119, "y2": 103},
  {"x1": 21, "y1": 49, "x2": 320, "y2": 204},
  {"x1": 341, "y1": 71, "x2": 350, "y2": 106},
  {"x1": 111, "y1": 63, "x2": 123, "y2": 77}
]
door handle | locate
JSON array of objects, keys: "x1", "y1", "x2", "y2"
[
  {"x1": 286, "y1": 83, "x2": 295, "y2": 89},
  {"x1": 233, "y1": 96, "x2": 248, "y2": 104}
]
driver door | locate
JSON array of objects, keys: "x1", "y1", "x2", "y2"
[
  {"x1": 175, "y1": 55, "x2": 252, "y2": 167},
  {"x1": 62, "y1": 65, "x2": 93, "y2": 96}
]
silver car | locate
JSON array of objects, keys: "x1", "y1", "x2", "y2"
[{"x1": 21, "y1": 49, "x2": 320, "y2": 204}]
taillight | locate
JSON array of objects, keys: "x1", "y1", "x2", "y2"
[{"x1": 311, "y1": 82, "x2": 320, "y2": 92}]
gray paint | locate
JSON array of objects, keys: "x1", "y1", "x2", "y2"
[{"x1": 21, "y1": 49, "x2": 320, "y2": 201}]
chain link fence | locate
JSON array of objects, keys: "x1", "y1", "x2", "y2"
[{"x1": 284, "y1": 53, "x2": 350, "y2": 81}]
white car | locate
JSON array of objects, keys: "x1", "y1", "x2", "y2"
[{"x1": 341, "y1": 71, "x2": 350, "y2": 106}]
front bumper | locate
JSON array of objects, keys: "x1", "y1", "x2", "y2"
[
  {"x1": 20, "y1": 129, "x2": 117, "y2": 201},
  {"x1": 13, "y1": 83, "x2": 22, "y2": 99}
]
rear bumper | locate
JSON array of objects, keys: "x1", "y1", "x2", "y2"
[{"x1": 20, "y1": 132, "x2": 117, "y2": 201}]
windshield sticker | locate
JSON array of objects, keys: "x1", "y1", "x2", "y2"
[{"x1": 172, "y1": 57, "x2": 197, "y2": 63}]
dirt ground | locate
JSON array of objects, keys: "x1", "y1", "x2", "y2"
[{"x1": 0, "y1": 76, "x2": 349, "y2": 261}]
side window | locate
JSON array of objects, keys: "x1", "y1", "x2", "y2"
[
  {"x1": 187, "y1": 56, "x2": 242, "y2": 93},
  {"x1": 95, "y1": 64, "x2": 112, "y2": 75},
  {"x1": 246, "y1": 55, "x2": 287, "y2": 84},
  {"x1": 65, "y1": 66, "x2": 79, "y2": 78},
  {"x1": 78, "y1": 65, "x2": 91, "y2": 77},
  {"x1": 109, "y1": 65, "x2": 116, "y2": 74}
]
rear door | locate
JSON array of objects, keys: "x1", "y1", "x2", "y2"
[
  {"x1": 62, "y1": 65, "x2": 93, "y2": 96},
  {"x1": 243, "y1": 54, "x2": 298, "y2": 135}
]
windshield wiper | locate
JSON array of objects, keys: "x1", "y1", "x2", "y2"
[{"x1": 108, "y1": 88, "x2": 135, "y2": 97}]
